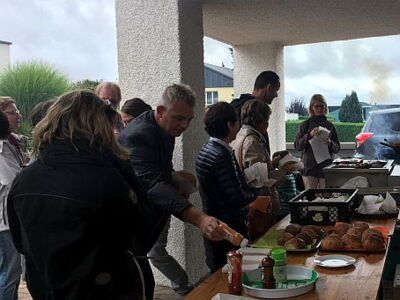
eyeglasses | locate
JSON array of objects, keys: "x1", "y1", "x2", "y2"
[
  {"x1": 313, "y1": 105, "x2": 324, "y2": 108},
  {"x1": 103, "y1": 99, "x2": 112, "y2": 106},
  {"x1": 122, "y1": 117, "x2": 134, "y2": 127}
]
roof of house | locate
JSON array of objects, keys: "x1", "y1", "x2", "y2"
[
  {"x1": 0, "y1": 40, "x2": 12, "y2": 45},
  {"x1": 204, "y1": 63, "x2": 233, "y2": 79}
]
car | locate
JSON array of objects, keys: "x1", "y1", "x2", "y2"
[{"x1": 355, "y1": 108, "x2": 400, "y2": 160}]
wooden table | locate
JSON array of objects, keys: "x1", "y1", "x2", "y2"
[{"x1": 185, "y1": 214, "x2": 398, "y2": 300}]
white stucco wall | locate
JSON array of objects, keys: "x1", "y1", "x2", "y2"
[
  {"x1": 233, "y1": 42, "x2": 286, "y2": 153},
  {"x1": 0, "y1": 43, "x2": 11, "y2": 72},
  {"x1": 116, "y1": 0, "x2": 208, "y2": 286}
]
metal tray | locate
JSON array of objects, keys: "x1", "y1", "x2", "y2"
[
  {"x1": 242, "y1": 265, "x2": 318, "y2": 298},
  {"x1": 353, "y1": 208, "x2": 399, "y2": 219},
  {"x1": 319, "y1": 226, "x2": 388, "y2": 253}
]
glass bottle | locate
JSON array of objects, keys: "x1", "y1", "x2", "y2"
[{"x1": 227, "y1": 251, "x2": 243, "y2": 295}]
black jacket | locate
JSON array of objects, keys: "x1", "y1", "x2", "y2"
[
  {"x1": 195, "y1": 139, "x2": 256, "y2": 231},
  {"x1": 7, "y1": 140, "x2": 156, "y2": 300},
  {"x1": 118, "y1": 110, "x2": 192, "y2": 220},
  {"x1": 231, "y1": 94, "x2": 271, "y2": 154},
  {"x1": 294, "y1": 115, "x2": 340, "y2": 177}
]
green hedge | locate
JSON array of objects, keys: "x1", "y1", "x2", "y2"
[{"x1": 286, "y1": 120, "x2": 364, "y2": 143}]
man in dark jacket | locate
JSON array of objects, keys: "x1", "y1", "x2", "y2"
[
  {"x1": 195, "y1": 102, "x2": 257, "y2": 272},
  {"x1": 230, "y1": 71, "x2": 280, "y2": 154},
  {"x1": 118, "y1": 84, "x2": 224, "y2": 296}
]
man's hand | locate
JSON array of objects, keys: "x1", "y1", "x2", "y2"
[
  {"x1": 271, "y1": 150, "x2": 289, "y2": 169},
  {"x1": 281, "y1": 161, "x2": 298, "y2": 172},
  {"x1": 181, "y1": 206, "x2": 225, "y2": 241},
  {"x1": 198, "y1": 215, "x2": 225, "y2": 241}
]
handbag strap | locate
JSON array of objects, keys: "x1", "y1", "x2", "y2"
[{"x1": 238, "y1": 133, "x2": 252, "y2": 170}]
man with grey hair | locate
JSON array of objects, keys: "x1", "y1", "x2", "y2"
[
  {"x1": 119, "y1": 84, "x2": 224, "y2": 297},
  {"x1": 95, "y1": 81, "x2": 122, "y2": 109}
]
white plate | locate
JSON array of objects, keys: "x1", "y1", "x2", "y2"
[{"x1": 314, "y1": 255, "x2": 356, "y2": 268}]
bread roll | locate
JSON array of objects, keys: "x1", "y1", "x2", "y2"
[
  {"x1": 347, "y1": 227, "x2": 364, "y2": 237},
  {"x1": 341, "y1": 233, "x2": 362, "y2": 249},
  {"x1": 362, "y1": 235, "x2": 385, "y2": 251},
  {"x1": 296, "y1": 232, "x2": 313, "y2": 245},
  {"x1": 285, "y1": 224, "x2": 302, "y2": 235},
  {"x1": 334, "y1": 223, "x2": 351, "y2": 236},
  {"x1": 301, "y1": 228, "x2": 318, "y2": 240},
  {"x1": 353, "y1": 221, "x2": 369, "y2": 232},
  {"x1": 284, "y1": 237, "x2": 306, "y2": 249},
  {"x1": 361, "y1": 229, "x2": 384, "y2": 243},
  {"x1": 303, "y1": 225, "x2": 324, "y2": 237},
  {"x1": 321, "y1": 236, "x2": 344, "y2": 250},
  {"x1": 277, "y1": 232, "x2": 294, "y2": 246}
]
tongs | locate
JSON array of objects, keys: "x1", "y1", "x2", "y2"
[{"x1": 380, "y1": 139, "x2": 400, "y2": 155}]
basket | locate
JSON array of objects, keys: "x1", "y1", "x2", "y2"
[{"x1": 289, "y1": 188, "x2": 358, "y2": 225}]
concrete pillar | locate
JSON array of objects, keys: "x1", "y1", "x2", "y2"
[
  {"x1": 116, "y1": 0, "x2": 208, "y2": 285},
  {"x1": 233, "y1": 42, "x2": 286, "y2": 153}
]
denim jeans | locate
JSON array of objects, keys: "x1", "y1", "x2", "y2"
[
  {"x1": 0, "y1": 230, "x2": 21, "y2": 300},
  {"x1": 147, "y1": 218, "x2": 193, "y2": 296}
]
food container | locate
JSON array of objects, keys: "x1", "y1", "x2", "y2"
[
  {"x1": 242, "y1": 265, "x2": 318, "y2": 298},
  {"x1": 353, "y1": 191, "x2": 400, "y2": 219},
  {"x1": 251, "y1": 229, "x2": 322, "y2": 252},
  {"x1": 323, "y1": 160, "x2": 393, "y2": 188},
  {"x1": 289, "y1": 189, "x2": 358, "y2": 225}
]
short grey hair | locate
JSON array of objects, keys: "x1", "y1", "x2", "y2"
[{"x1": 160, "y1": 84, "x2": 196, "y2": 108}]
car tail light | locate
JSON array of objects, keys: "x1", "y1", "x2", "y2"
[{"x1": 355, "y1": 132, "x2": 374, "y2": 148}]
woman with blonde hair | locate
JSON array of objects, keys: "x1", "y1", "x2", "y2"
[
  {"x1": 294, "y1": 94, "x2": 340, "y2": 189},
  {"x1": 7, "y1": 90, "x2": 156, "y2": 299}
]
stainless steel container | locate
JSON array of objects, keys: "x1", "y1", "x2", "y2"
[{"x1": 323, "y1": 160, "x2": 393, "y2": 188}]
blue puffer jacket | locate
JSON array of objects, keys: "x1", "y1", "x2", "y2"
[{"x1": 195, "y1": 139, "x2": 257, "y2": 229}]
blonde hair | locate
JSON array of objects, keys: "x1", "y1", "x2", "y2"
[
  {"x1": 308, "y1": 94, "x2": 329, "y2": 116},
  {"x1": 33, "y1": 90, "x2": 128, "y2": 160}
]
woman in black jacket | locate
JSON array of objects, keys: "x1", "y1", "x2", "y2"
[
  {"x1": 196, "y1": 102, "x2": 257, "y2": 272},
  {"x1": 294, "y1": 94, "x2": 340, "y2": 189},
  {"x1": 7, "y1": 91, "x2": 156, "y2": 300}
]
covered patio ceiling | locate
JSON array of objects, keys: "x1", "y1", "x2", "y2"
[{"x1": 203, "y1": 0, "x2": 400, "y2": 46}]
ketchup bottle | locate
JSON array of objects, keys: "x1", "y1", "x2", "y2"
[{"x1": 227, "y1": 251, "x2": 243, "y2": 295}]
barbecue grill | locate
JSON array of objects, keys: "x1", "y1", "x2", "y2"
[{"x1": 323, "y1": 159, "x2": 394, "y2": 188}]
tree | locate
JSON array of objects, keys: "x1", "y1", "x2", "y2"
[
  {"x1": 338, "y1": 91, "x2": 363, "y2": 123},
  {"x1": 0, "y1": 61, "x2": 71, "y2": 120},
  {"x1": 72, "y1": 79, "x2": 103, "y2": 92},
  {"x1": 286, "y1": 97, "x2": 308, "y2": 116}
]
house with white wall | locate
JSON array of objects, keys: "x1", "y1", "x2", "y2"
[{"x1": 0, "y1": 40, "x2": 12, "y2": 72}]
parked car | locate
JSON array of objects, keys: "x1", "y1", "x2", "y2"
[{"x1": 355, "y1": 108, "x2": 400, "y2": 160}]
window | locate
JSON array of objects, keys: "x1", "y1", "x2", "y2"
[{"x1": 206, "y1": 91, "x2": 218, "y2": 105}]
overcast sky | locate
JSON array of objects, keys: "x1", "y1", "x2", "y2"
[{"x1": 1, "y1": 0, "x2": 399, "y2": 106}]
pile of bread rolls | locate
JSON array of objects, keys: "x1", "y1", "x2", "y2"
[
  {"x1": 278, "y1": 224, "x2": 325, "y2": 250},
  {"x1": 321, "y1": 221, "x2": 385, "y2": 251}
]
